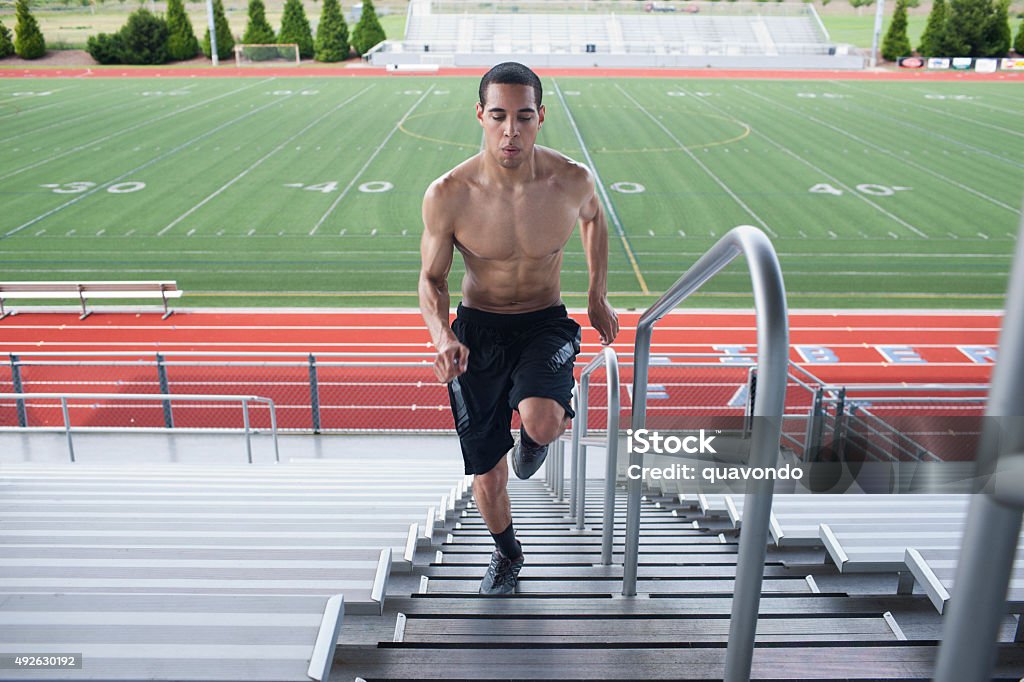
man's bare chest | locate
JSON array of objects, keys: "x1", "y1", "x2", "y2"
[{"x1": 453, "y1": 193, "x2": 579, "y2": 261}]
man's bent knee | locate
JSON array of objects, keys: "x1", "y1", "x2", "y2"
[
  {"x1": 519, "y1": 397, "x2": 569, "y2": 445},
  {"x1": 474, "y1": 459, "x2": 508, "y2": 497}
]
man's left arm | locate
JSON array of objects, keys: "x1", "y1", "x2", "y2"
[{"x1": 579, "y1": 176, "x2": 619, "y2": 346}]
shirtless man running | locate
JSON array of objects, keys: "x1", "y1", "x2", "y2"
[{"x1": 419, "y1": 62, "x2": 619, "y2": 595}]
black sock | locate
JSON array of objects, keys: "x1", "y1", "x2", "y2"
[
  {"x1": 521, "y1": 427, "x2": 541, "y2": 449},
  {"x1": 491, "y1": 522, "x2": 522, "y2": 559}
]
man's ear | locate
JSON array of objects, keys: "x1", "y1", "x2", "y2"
[
  {"x1": 476, "y1": 102, "x2": 485, "y2": 126},
  {"x1": 538, "y1": 103, "x2": 545, "y2": 127}
]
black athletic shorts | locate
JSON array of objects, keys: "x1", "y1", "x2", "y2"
[{"x1": 447, "y1": 303, "x2": 582, "y2": 476}]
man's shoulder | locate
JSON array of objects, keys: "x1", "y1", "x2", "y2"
[
  {"x1": 538, "y1": 147, "x2": 593, "y2": 190},
  {"x1": 425, "y1": 155, "x2": 480, "y2": 203}
]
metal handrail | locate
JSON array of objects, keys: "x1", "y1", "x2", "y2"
[
  {"x1": 564, "y1": 348, "x2": 621, "y2": 565},
  {"x1": 935, "y1": 211, "x2": 1024, "y2": 681},
  {"x1": 0, "y1": 392, "x2": 279, "y2": 464},
  {"x1": 622, "y1": 225, "x2": 788, "y2": 682}
]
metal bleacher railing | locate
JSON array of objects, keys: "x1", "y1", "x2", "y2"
[
  {"x1": 623, "y1": 225, "x2": 788, "y2": 682},
  {"x1": 550, "y1": 346, "x2": 621, "y2": 565},
  {"x1": 0, "y1": 392, "x2": 279, "y2": 463},
  {"x1": 933, "y1": 212, "x2": 1024, "y2": 680}
]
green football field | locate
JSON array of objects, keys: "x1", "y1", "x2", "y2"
[{"x1": 0, "y1": 75, "x2": 1020, "y2": 309}]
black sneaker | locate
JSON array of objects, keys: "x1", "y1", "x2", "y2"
[
  {"x1": 511, "y1": 439, "x2": 549, "y2": 480},
  {"x1": 478, "y1": 549, "x2": 524, "y2": 595}
]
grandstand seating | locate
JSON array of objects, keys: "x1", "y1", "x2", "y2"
[{"x1": 369, "y1": 1, "x2": 862, "y2": 69}]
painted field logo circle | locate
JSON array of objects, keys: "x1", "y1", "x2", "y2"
[
  {"x1": 611, "y1": 182, "x2": 646, "y2": 194},
  {"x1": 358, "y1": 181, "x2": 393, "y2": 193}
]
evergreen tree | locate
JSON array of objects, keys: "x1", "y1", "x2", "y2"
[
  {"x1": 278, "y1": 0, "x2": 313, "y2": 59},
  {"x1": 314, "y1": 0, "x2": 348, "y2": 61},
  {"x1": 351, "y1": 0, "x2": 385, "y2": 55},
  {"x1": 944, "y1": 0, "x2": 1012, "y2": 57},
  {"x1": 14, "y1": 0, "x2": 45, "y2": 59},
  {"x1": 981, "y1": 0, "x2": 1011, "y2": 56},
  {"x1": 166, "y1": 0, "x2": 199, "y2": 61},
  {"x1": 242, "y1": 0, "x2": 276, "y2": 44},
  {"x1": 918, "y1": 0, "x2": 947, "y2": 56},
  {"x1": 882, "y1": 0, "x2": 913, "y2": 60},
  {"x1": 1015, "y1": 17, "x2": 1024, "y2": 54},
  {"x1": 201, "y1": 0, "x2": 234, "y2": 60},
  {"x1": 0, "y1": 19, "x2": 14, "y2": 58}
]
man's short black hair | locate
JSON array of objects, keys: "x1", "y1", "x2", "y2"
[{"x1": 478, "y1": 62, "x2": 542, "y2": 109}]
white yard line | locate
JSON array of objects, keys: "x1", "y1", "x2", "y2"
[
  {"x1": 2, "y1": 90, "x2": 289, "y2": 240},
  {"x1": 824, "y1": 84, "x2": 1024, "y2": 171},
  {"x1": 832, "y1": 81, "x2": 1024, "y2": 141},
  {"x1": 737, "y1": 85, "x2": 1020, "y2": 215},
  {"x1": 680, "y1": 84, "x2": 930, "y2": 239},
  {"x1": 309, "y1": 86, "x2": 434, "y2": 236},
  {"x1": 553, "y1": 79, "x2": 649, "y2": 294},
  {"x1": 0, "y1": 78, "x2": 274, "y2": 183},
  {"x1": 615, "y1": 83, "x2": 777, "y2": 238},
  {"x1": 0, "y1": 83, "x2": 144, "y2": 145},
  {"x1": 158, "y1": 85, "x2": 373, "y2": 237}
]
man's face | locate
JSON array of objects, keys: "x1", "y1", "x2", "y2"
[{"x1": 476, "y1": 83, "x2": 545, "y2": 169}]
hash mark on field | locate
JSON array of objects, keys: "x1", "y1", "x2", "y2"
[
  {"x1": 96, "y1": 229, "x2": 105, "y2": 237},
  {"x1": 371, "y1": 229, "x2": 378, "y2": 236},
  {"x1": 247, "y1": 229, "x2": 255, "y2": 236},
  {"x1": 216, "y1": 230, "x2": 224, "y2": 236},
  {"x1": 35, "y1": 229, "x2": 45, "y2": 236},
  {"x1": 340, "y1": 229, "x2": 347, "y2": 236},
  {"x1": 125, "y1": 229, "x2": 135, "y2": 236},
  {"x1": 66, "y1": 229, "x2": 76, "y2": 236},
  {"x1": 798, "y1": 230, "x2": 807, "y2": 238},
  {"x1": 186, "y1": 229, "x2": 196, "y2": 237},
  {"x1": 648, "y1": 229, "x2": 655, "y2": 236},
  {"x1": 977, "y1": 232, "x2": 989, "y2": 240},
  {"x1": 948, "y1": 232, "x2": 959, "y2": 239},
  {"x1": 1008, "y1": 232, "x2": 1016, "y2": 239},
  {"x1": 888, "y1": 232, "x2": 899, "y2": 239},
  {"x1": 401, "y1": 229, "x2": 408, "y2": 236},
  {"x1": 678, "y1": 230, "x2": 686, "y2": 237},
  {"x1": 827, "y1": 231, "x2": 837, "y2": 239}
]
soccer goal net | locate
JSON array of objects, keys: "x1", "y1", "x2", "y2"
[{"x1": 233, "y1": 44, "x2": 301, "y2": 66}]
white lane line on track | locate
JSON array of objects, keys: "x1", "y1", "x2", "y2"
[
  {"x1": 615, "y1": 83, "x2": 777, "y2": 238},
  {"x1": 831, "y1": 80, "x2": 1024, "y2": 139},
  {"x1": 2, "y1": 86, "x2": 288, "y2": 240},
  {"x1": 158, "y1": 85, "x2": 373, "y2": 237},
  {"x1": 309, "y1": 86, "x2": 434, "y2": 236},
  {"x1": 0, "y1": 78, "x2": 274, "y2": 184},
  {"x1": 737, "y1": 85, "x2": 1021, "y2": 215},
  {"x1": 686, "y1": 84, "x2": 930, "y2": 239}
]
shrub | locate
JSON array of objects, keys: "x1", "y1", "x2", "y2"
[
  {"x1": 278, "y1": 0, "x2": 313, "y2": 59},
  {"x1": 202, "y1": 0, "x2": 235, "y2": 60},
  {"x1": 0, "y1": 20, "x2": 14, "y2": 58},
  {"x1": 86, "y1": 31, "x2": 123, "y2": 63},
  {"x1": 242, "y1": 0, "x2": 275, "y2": 44},
  {"x1": 1015, "y1": 17, "x2": 1024, "y2": 54},
  {"x1": 882, "y1": 0, "x2": 912, "y2": 60},
  {"x1": 351, "y1": 0, "x2": 385, "y2": 55},
  {"x1": 166, "y1": 0, "x2": 199, "y2": 60},
  {"x1": 314, "y1": 0, "x2": 348, "y2": 62},
  {"x1": 14, "y1": 0, "x2": 46, "y2": 59},
  {"x1": 117, "y1": 8, "x2": 169, "y2": 64}
]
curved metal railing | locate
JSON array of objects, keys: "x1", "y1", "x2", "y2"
[
  {"x1": 622, "y1": 225, "x2": 788, "y2": 682},
  {"x1": 563, "y1": 347, "x2": 621, "y2": 565},
  {"x1": 0, "y1": 392, "x2": 280, "y2": 464}
]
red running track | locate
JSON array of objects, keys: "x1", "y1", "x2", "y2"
[{"x1": 0, "y1": 310, "x2": 998, "y2": 432}]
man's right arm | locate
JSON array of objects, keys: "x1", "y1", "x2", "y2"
[{"x1": 419, "y1": 180, "x2": 469, "y2": 383}]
